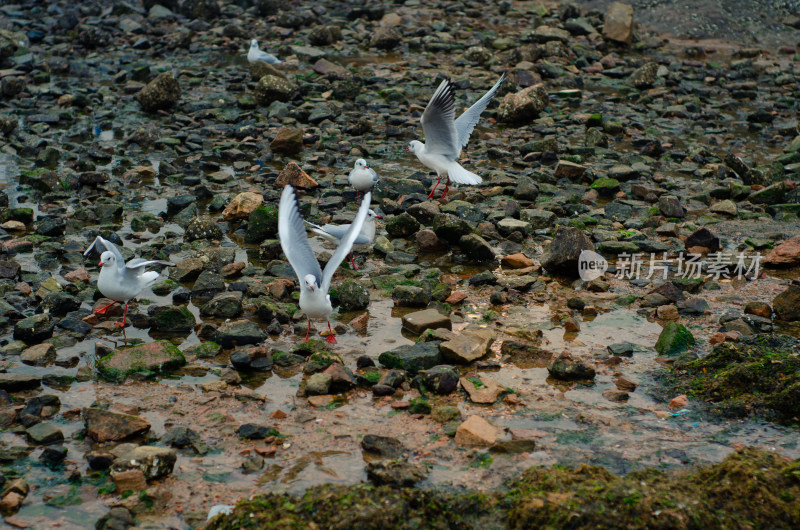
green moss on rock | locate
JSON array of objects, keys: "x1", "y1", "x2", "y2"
[
  {"x1": 96, "y1": 340, "x2": 186, "y2": 382},
  {"x1": 654, "y1": 321, "x2": 696, "y2": 356}
]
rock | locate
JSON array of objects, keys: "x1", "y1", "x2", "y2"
[
  {"x1": 309, "y1": 26, "x2": 342, "y2": 46},
  {"x1": 392, "y1": 285, "x2": 430, "y2": 307},
  {"x1": 201, "y1": 292, "x2": 244, "y2": 319},
  {"x1": 149, "y1": 305, "x2": 196, "y2": 333},
  {"x1": 616, "y1": 377, "x2": 638, "y2": 392},
  {"x1": 40, "y1": 446, "x2": 68, "y2": 466},
  {"x1": 253, "y1": 75, "x2": 295, "y2": 105},
  {"x1": 765, "y1": 236, "x2": 800, "y2": 267},
  {"x1": 418, "y1": 365, "x2": 460, "y2": 394},
  {"x1": 361, "y1": 434, "x2": 405, "y2": 457},
  {"x1": 0, "y1": 373, "x2": 41, "y2": 392},
  {"x1": 162, "y1": 426, "x2": 200, "y2": 449},
  {"x1": 249, "y1": 60, "x2": 283, "y2": 81},
  {"x1": 245, "y1": 204, "x2": 280, "y2": 244},
  {"x1": 458, "y1": 234, "x2": 496, "y2": 262},
  {"x1": 431, "y1": 405, "x2": 461, "y2": 423},
  {"x1": 113, "y1": 469, "x2": 147, "y2": 493},
  {"x1": 0, "y1": 260, "x2": 21, "y2": 280},
  {"x1": 13, "y1": 314, "x2": 55, "y2": 344},
  {"x1": 0, "y1": 492, "x2": 24, "y2": 515},
  {"x1": 460, "y1": 376, "x2": 505, "y2": 404},
  {"x1": 185, "y1": 216, "x2": 223, "y2": 241},
  {"x1": 541, "y1": 226, "x2": 595, "y2": 276},
  {"x1": 685, "y1": 228, "x2": 720, "y2": 252},
  {"x1": 270, "y1": 127, "x2": 303, "y2": 155},
  {"x1": 136, "y1": 72, "x2": 180, "y2": 112},
  {"x1": 401, "y1": 308, "x2": 452, "y2": 335},
  {"x1": 454, "y1": 416, "x2": 498, "y2": 447},
  {"x1": 274, "y1": 161, "x2": 318, "y2": 189},
  {"x1": 215, "y1": 319, "x2": 265, "y2": 348},
  {"x1": 657, "y1": 195, "x2": 684, "y2": 218},
  {"x1": 25, "y1": 423, "x2": 63, "y2": 445},
  {"x1": 501, "y1": 253, "x2": 535, "y2": 269},
  {"x1": 386, "y1": 212, "x2": 420, "y2": 238},
  {"x1": 20, "y1": 343, "x2": 56, "y2": 366},
  {"x1": 655, "y1": 321, "x2": 696, "y2": 355},
  {"x1": 669, "y1": 394, "x2": 689, "y2": 409},
  {"x1": 305, "y1": 372, "x2": 332, "y2": 395},
  {"x1": 498, "y1": 84, "x2": 549, "y2": 123},
  {"x1": 84, "y1": 408, "x2": 151, "y2": 442},
  {"x1": 96, "y1": 341, "x2": 186, "y2": 382},
  {"x1": 337, "y1": 280, "x2": 369, "y2": 311},
  {"x1": 547, "y1": 353, "x2": 596, "y2": 380},
  {"x1": 237, "y1": 424, "x2": 276, "y2": 439},
  {"x1": 221, "y1": 192, "x2": 263, "y2": 221},
  {"x1": 710, "y1": 199, "x2": 737, "y2": 216},
  {"x1": 94, "y1": 507, "x2": 135, "y2": 530},
  {"x1": 366, "y1": 461, "x2": 428, "y2": 487},
  {"x1": 490, "y1": 439, "x2": 536, "y2": 454},
  {"x1": 773, "y1": 285, "x2": 800, "y2": 321},
  {"x1": 417, "y1": 229, "x2": 447, "y2": 252},
  {"x1": 497, "y1": 218, "x2": 531, "y2": 237},
  {"x1": 112, "y1": 446, "x2": 176, "y2": 481},
  {"x1": 173, "y1": 258, "x2": 204, "y2": 282},
  {"x1": 627, "y1": 62, "x2": 658, "y2": 88},
  {"x1": 554, "y1": 160, "x2": 587, "y2": 181},
  {"x1": 603, "y1": 2, "x2": 634, "y2": 44},
  {"x1": 432, "y1": 213, "x2": 473, "y2": 243},
  {"x1": 378, "y1": 341, "x2": 443, "y2": 374},
  {"x1": 515, "y1": 177, "x2": 539, "y2": 201},
  {"x1": 370, "y1": 26, "x2": 402, "y2": 49},
  {"x1": 323, "y1": 363, "x2": 356, "y2": 392},
  {"x1": 440, "y1": 329, "x2": 494, "y2": 363}
]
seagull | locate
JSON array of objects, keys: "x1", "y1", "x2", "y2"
[
  {"x1": 247, "y1": 39, "x2": 281, "y2": 64},
  {"x1": 279, "y1": 185, "x2": 371, "y2": 343},
  {"x1": 84, "y1": 236, "x2": 174, "y2": 328},
  {"x1": 406, "y1": 73, "x2": 505, "y2": 200},
  {"x1": 305, "y1": 209, "x2": 382, "y2": 270},
  {"x1": 348, "y1": 159, "x2": 379, "y2": 200}
]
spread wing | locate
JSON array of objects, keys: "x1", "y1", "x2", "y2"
[
  {"x1": 84, "y1": 235, "x2": 125, "y2": 269},
  {"x1": 125, "y1": 258, "x2": 174, "y2": 278},
  {"x1": 420, "y1": 78, "x2": 458, "y2": 157},
  {"x1": 279, "y1": 185, "x2": 323, "y2": 286},
  {"x1": 320, "y1": 192, "x2": 371, "y2": 292},
  {"x1": 454, "y1": 73, "x2": 505, "y2": 153}
]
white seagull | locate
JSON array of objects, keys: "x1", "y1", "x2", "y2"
[
  {"x1": 406, "y1": 73, "x2": 505, "y2": 200},
  {"x1": 305, "y1": 209, "x2": 382, "y2": 270},
  {"x1": 279, "y1": 185, "x2": 371, "y2": 343},
  {"x1": 84, "y1": 236, "x2": 174, "y2": 328},
  {"x1": 348, "y1": 159, "x2": 379, "y2": 199},
  {"x1": 247, "y1": 39, "x2": 281, "y2": 64}
]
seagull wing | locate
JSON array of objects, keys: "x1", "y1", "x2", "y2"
[
  {"x1": 369, "y1": 167, "x2": 379, "y2": 184},
  {"x1": 279, "y1": 185, "x2": 323, "y2": 287},
  {"x1": 420, "y1": 78, "x2": 459, "y2": 157},
  {"x1": 85, "y1": 235, "x2": 125, "y2": 269},
  {"x1": 454, "y1": 73, "x2": 505, "y2": 153},
  {"x1": 321, "y1": 192, "x2": 371, "y2": 292}
]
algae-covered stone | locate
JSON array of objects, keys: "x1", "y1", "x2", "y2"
[
  {"x1": 378, "y1": 341, "x2": 442, "y2": 374},
  {"x1": 385, "y1": 212, "x2": 420, "y2": 238},
  {"x1": 13, "y1": 313, "x2": 55, "y2": 344},
  {"x1": 149, "y1": 305, "x2": 196, "y2": 333},
  {"x1": 654, "y1": 321, "x2": 696, "y2": 356},
  {"x1": 772, "y1": 285, "x2": 800, "y2": 321},
  {"x1": 215, "y1": 319, "x2": 265, "y2": 348},
  {"x1": 136, "y1": 72, "x2": 180, "y2": 112},
  {"x1": 337, "y1": 280, "x2": 369, "y2": 311},
  {"x1": 245, "y1": 205, "x2": 279, "y2": 244},
  {"x1": 97, "y1": 341, "x2": 186, "y2": 382}
]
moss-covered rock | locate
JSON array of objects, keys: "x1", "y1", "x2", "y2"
[
  {"x1": 654, "y1": 321, "x2": 695, "y2": 356},
  {"x1": 97, "y1": 340, "x2": 186, "y2": 382},
  {"x1": 665, "y1": 334, "x2": 800, "y2": 424},
  {"x1": 245, "y1": 205, "x2": 279, "y2": 244},
  {"x1": 149, "y1": 305, "x2": 196, "y2": 333}
]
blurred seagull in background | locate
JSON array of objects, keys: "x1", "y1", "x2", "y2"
[
  {"x1": 348, "y1": 158, "x2": 379, "y2": 200},
  {"x1": 305, "y1": 209, "x2": 382, "y2": 270},
  {"x1": 247, "y1": 39, "x2": 281, "y2": 64}
]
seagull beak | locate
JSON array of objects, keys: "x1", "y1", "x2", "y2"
[
  {"x1": 375, "y1": 215, "x2": 383, "y2": 219},
  {"x1": 98, "y1": 262, "x2": 104, "y2": 267},
  {"x1": 365, "y1": 165, "x2": 369, "y2": 169},
  {"x1": 405, "y1": 146, "x2": 409, "y2": 152}
]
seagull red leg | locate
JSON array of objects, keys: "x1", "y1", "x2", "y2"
[
  {"x1": 303, "y1": 320, "x2": 311, "y2": 341},
  {"x1": 427, "y1": 176, "x2": 441, "y2": 200},
  {"x1": 325, "y1": 321, "x2": 337, "y2": 344},
  {"x1": 440, "y1": 176, "x2": 450, "y2": 199},
  {"x1": 116, "y1": 302, "x2": 128, "y2": 328},
  {"x1": 95, "y1": 300, "x2": 117, "y2": 315},
  {"x1": 348, "y1": 252, "x2": 359, "y2": 271}
]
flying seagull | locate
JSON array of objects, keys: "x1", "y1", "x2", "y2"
[
  {"x1": 305, "y1": 209, "x2": 381, "y2": 270},
  {"x1": 279, "y1": 185, "x2": 371, "y2": 343},
  {"x1": 407, "y1": 73, "x2": 505, "y2": 200},
  {"x1": 84, "y1": 236, "x2": 174, "y2": 328},
  {"x1": 348, "y1": 158, "x2": 379, "y2": 200}
]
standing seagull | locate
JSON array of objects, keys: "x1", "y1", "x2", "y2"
[
  {"x1": 279, "y1": 185, "x2": 371, "y2": 343},
  {"x1": 305, "y1": 209, "x2": 382, "y2": 270},
  {"x1": 406, "y1": 73, "x2": 505, "y2": 200},
  {"x1": 84, "y1": 236, "x2": 174, "y2": 328},
  {"x1": 348, "y1": 159, "x2": 379, "y2": 200},
  {"x1": 247, "y1": 39, "x2": 281, "y2": 64}
]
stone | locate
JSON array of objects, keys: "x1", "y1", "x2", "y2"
[
  {"x1": 416, "y1": 229, "x2": 447, "y2": 252},
  {"x1": 370, "y1": 26, "x2": 402, "y2": 49},
  {"x1": 84, "y1": 408, "x2": 151, "y2": 442},
  {"x1": 431, "y1": 405, "x2": 461, "y2": 423},
  {"x1": 221, "y1": 192, "x2": 263, "y2": 221},
  {"x1": 113, "y1": 469, "x2": 147, "y2": 493},
  {"x1": 97, "y1": 341, "x2": 186, "y2": 382},
  {"x1": 149, "y1": 305, "x2": 196, "y2": 333},
  {"x1": 201, "y1": 292, "x2": 244, "y2": 319},
  {"x1": 0, "y1": 260, "x2": 21, "y2": 279},
  {"x1": 112, "y1": 446, "x2": 177, "y2": 481},
  {"x1": 0, "y1": 373, "x2": 41, "y2": 392},
  {"x1": 541, "y1": 226, "x2": 595, "y2": 276},
  {"x1": 685, "y1": 228, "x2": 721, "y2": 252},
  {"x1": 366, "y1": 461, "x2": 428, "y2": 487},
  {"x1": 657, "y1": 195, "x2": 684, "y2": 218},
  {"x1": 432, "y1": 213, "x2": 473, "y2": 243},
  {"x1": 628, "y1": 62, "x2": 658, "y2": 88},
  {"x1": 460, "y1": 376, "x2": 505, "y2": 404},
  {"x1": 454, "y1": 416, "x2": 498, "y2": 447},
  {"x1": 418, "y1": 365, "x2": 460, "y2": 394},
  {"x1": 184, "y1": 216, "x2": 223, "y2": 241},
  {"x1": 773, "y1": 285, "x2": 800, "y2": 321},
  {"x1": 20, "y1": 343, "x2": 56, "y2": 366},
  {"x1": 378, "y1": 341, "x2": 443, "y2": 374},
  {"x1": 654, "y1": 321, "x2": 696, "y2": 355},
  {"x1": 501, "y1": 253, "x2": 535, "y2": 268},
  {"x1": 13, "y1": 313, "x2": 55, "y2": 344},
  {"x1": 498, "y1": 84, "x2": 549, "y2": 123},
  {"x1": 386, "y1": 212, "x2": 420, "y2": 238},
  {"x1": 25, "y1": 423, "x2": 63, "y2": 445},
  {"x1": 602, "y1": 389, "x2": 630, "y2": 402},
  {"x1": 497, "y1": 218, "x2": 532, "y2": 237},
  {"x1": 215, "y1": 319, "x2": 265, "y2": 348},
  {"x1": 253, "y1": 74, "x2": 295, "y2": 105},
  {"x1": 361, "y1": 434, "x2": 405, "y2": 457},
  {"x1": 0, "y1": 492, "x2": 23, "y2": 515},
  {"x1": 401, "y1": 308, "x2": 452, "y2": 335},
  {"x1": 274, "y1": 161, "x2": 318, "y2": 189},
  {"x1": 603, "y1": 2, "x2": 634, "y2": 44},
  {"x1": 547, "y1": 353, "x2": 596, "y2": 380},
  {"x1": 337, "y1": 280, "x2": 370, "y2": 311},
  {"x1": 607, "y1": 342, "x2": 635, "y2": 356},
  {"x1": 669, "y1": 394, "x2": 689, "y2": 409},
  {"x1": 162, "y1": 426, "x2": 200, "y2": 449},
  {"x1": 554, "y1": 160, "x2": 587, "y2": 181},
  {"x1": 616, "y1": 377, "x2": 638, "y2": 392},
  {"x1": 459, "y1": 234, "x2": 496, "y2": 262},
  {"x1": 392, "y1": 285, "x2": 430, "y2": 307},
  {"x1": 136, "y1": 72, "x2": 180, "y2": 112},
  {"x1": 490, "y1": 439, "x2": 536, "y2": 454},
  {"x1": 440, "y1": 329, "x2": 494, "y2": 363},
  {"x1": 270, "y1": 127, "x2": 303, "y2": 155},
  {"x1": 237, "y1": 424, "x2": 276, "y2": 439},
  {"x1": 245, "y1": 204, "x2": 280, "y2": 244},
  {"x1": 765, "y1": 236, "x2": 800, "y2": 267},
  {"x1": 710, "y1": 199, "x2": 738, "y2": 216},
  {"x1": 305, "y1": 373, "x2": 332, "y2": 395}
]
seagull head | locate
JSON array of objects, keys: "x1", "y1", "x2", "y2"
[
  {"x1": 98, "y1": 251, "x2": 115, "y2": 268},
  {"x1": 355, "y1": 158, "x2": 368, "y2": 169},
  {"x1": 250, "y1": 39, "x2": 258, "y2": 49},
  {"x1": 303, "y1": 274, "x2": 318, "y2": 292},
  {"x1": 367, "y1": 210, "x2": 382, "y2": 220},
  {"x1": 406, "y1": 140, "x2": 422, "y2": 154}
]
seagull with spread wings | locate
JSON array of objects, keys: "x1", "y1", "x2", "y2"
[
  {"x1": 279, "y1": 185, "x2": 371, "y2": 343},
  {"x1": 84, "y1": 235, "x2": 174, "y2": 328},
  {"x1": 406, "y1": 73, "x2": 505, "y2": 200},
  {"x1": 305, "y1": 209, "x2": 381, "y2": 270}
]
